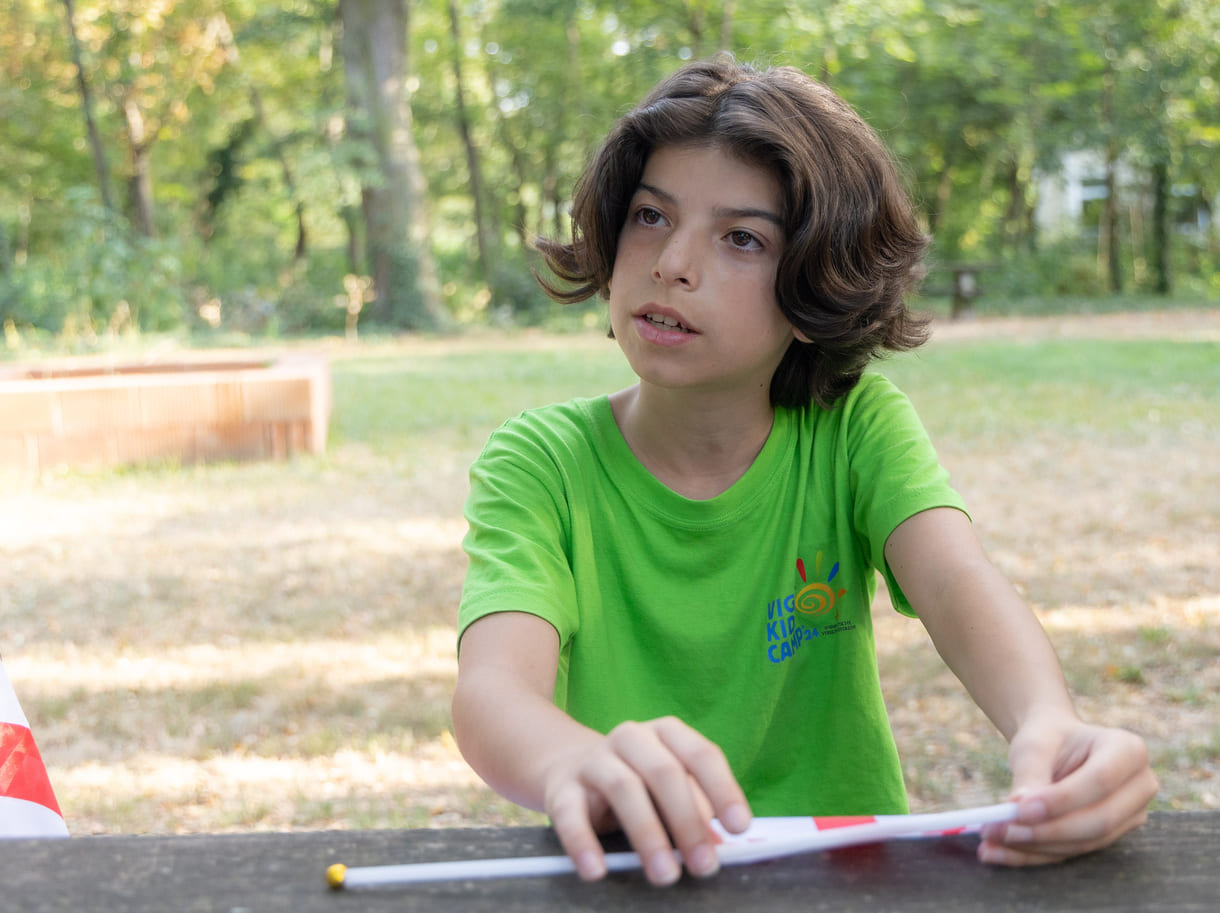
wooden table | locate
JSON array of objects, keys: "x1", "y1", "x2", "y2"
[{"x1": 2, "y1": 812, "x2": 1214, "y2": 912}]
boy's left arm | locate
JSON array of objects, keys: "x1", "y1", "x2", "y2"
[{"x1": 884, "y1": 507, "x2": 1159, "y2": 866}]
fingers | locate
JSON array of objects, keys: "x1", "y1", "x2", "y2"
[
  {"x1": 980, "y1": 725, "x2": 1159, "y2": 867},
  {"x1": 1022, "y1": 728, "x2": 1155, "y2": 824},
  {"x1": 598, "y1": 719, "x2": 726, "y2": 883},
  {"x1": 548, "y1": 778, "x2": 614, "y2": 881},
  {"x1": 600, "y1": 722, "x2": 694, "y2": 885},
  {"x1": 544, "y1": 717, "x2": 751, "y2": 886},
  {"x1": 978, "y1": 805, "x2": 1150, "y2": 866},
  {"x1": 979, "y1": 776, "x2": 1153, "y2": 865},
  {"x1": 652, "y1": 717, "x2": 753, "y2": 833}
]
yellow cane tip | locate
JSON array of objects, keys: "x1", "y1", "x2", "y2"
[{"x1": 326, "y1": 863, "x2": 348, "y2": 890}]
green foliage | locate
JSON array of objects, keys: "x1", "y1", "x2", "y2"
[
  {"x1": 1, "y1": 187, "x2": 187, "y2": 338},
  {"x1": 2, "y1": 0, "x2": 1218, "y2": 343},
  {"x1": 274, "y1": 264, "x2": 351, "y2": 336},
  {"x1": 995, "y1": 246, "x2": 1107, "y2": 299}
]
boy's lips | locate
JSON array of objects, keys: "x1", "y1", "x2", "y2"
[
  {"x1": 635, "y1": 307, "x2": 697, "y2": 334},
  {"x1": 631, "y1": 308, "x2": 699, "y2": 349}
]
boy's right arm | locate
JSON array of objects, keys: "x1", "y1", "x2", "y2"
[{"x1": 451, "y1": 611, "x2": 752, "y2": 886}]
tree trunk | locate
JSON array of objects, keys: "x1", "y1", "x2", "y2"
[
  {"x1": 62, "y1": 0, "x2": 114, "y2": 213},
  {"x1": 0, "y1": 222, "x2": 10, "y2": 277},
  {"x1": 446, "y1": 0, "x2": 495, "y2": 285},
  {"x1": 1100, "y1": 53, "x2": 1123, "y2": 293},
  {"x1": 720, "y1": 0, "x2": 734, "y2": 52},
  {"x1": 928, "y1": 152, "x2": 955, "y2": 237},
  {"x1": 1151, "y1": 159, "x2": 1172, "y2": 295},
  {"x1": 1001, "y1": 159, "x2": 1022, "y2": 251},
  {"x1": 251, "y1": 86, "x2": 308, "y2": 260},
  {"x1": 684, "y1": 0, "x2": 706, "y2": 58},
  {"x1": 505, "y1": 142, "x2": 530, "y2": 247},
  {"x1": 124, "y1": 99, "x2": 156, "y2": 237},
  {"x1": 341, "y1": 204, "x2": 363, "y2": 275},
  {"x1": 566, "y1": 18, "x2": 588, "y2": 154},
  {"x1": 542, "y1": 144, "x2": 562, "y2": 242},
  {"x1": 1100, "y1": 155, "x2": 1122, "y2": 293},
  {"x1": 339, "y1": 0, "x2": 444, "y2": 329},
  {"x1": 216, "y1": 16, "x2": 309, "y2": 261}
]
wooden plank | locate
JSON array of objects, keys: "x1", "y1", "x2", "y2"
[
  {"x1": 136, "y1": 382, "x2": 219, "y2": 429},
  {"x1": 0, "y1": 813, "x2": 1212, "y2": 913},
  {"x1": 0, "y1": 353, "x2": 331, "y2": 471},
  {"x1": 0, "y1": 389, "x2": 58, "y2": 434},
  {"x1": 55, "y1": 385, "x2": 139, "y2": 433},
  {"x1": 240, "y1": 377, "x2": 313, "y2": 423}
]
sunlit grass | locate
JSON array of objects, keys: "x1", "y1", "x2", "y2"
[
  {"x1": 881, "y1": 337, "x2": 1220, "y2": 442},
  {"x1": 5, "y1": 312, "x2": 1219, "y2": 833}
]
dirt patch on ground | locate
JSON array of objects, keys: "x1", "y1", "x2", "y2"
[
  {"x1": 3, "y1": 309, "x2": 1217, "y2": 834},
  {"x1": 930, "y1": 307, "x2": 1220, "y2": 343}
]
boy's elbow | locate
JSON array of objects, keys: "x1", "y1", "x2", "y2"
[
  {"x1": 449, "y1": 669, "x2": 483, "y2": 762},
  {"x1": 450, "y1": 664, "x2": 517, "y2": 768}
]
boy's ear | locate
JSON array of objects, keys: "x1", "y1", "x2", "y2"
[{"x1": 792, "y1": 325, "x2": 813, "y2": 344}]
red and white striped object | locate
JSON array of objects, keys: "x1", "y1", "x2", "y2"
[
  {"x1": 707, "y1": 803, "x2": 1018, "y2": 866},
  {"x1": 328, "y1": 802, "x2": 1019, "y2": 888},
  {"x1": 0, "y1": 659, "x2": 68, "y2": 838}
]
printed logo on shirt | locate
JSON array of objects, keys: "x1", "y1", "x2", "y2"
[{"x1": 765, "y1": 554, "x2": 857, "y2": 664}]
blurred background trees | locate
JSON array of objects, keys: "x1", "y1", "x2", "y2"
[{"x1": 2, "y1": 0, "x2": 1217, "y2": 342}]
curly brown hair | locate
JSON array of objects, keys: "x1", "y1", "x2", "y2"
[{"x1": 534, "y1": 55, "x2": 931, "y2": 409}]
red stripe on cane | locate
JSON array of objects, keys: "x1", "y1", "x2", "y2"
[
  {"x1": 0, "y1": 722, "x2": 62, "y2": 816},
  {"x1": 812, "y1": 815, "x2": 878, "y2": 830}
]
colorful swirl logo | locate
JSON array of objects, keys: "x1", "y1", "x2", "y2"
[
  {"x1": 795, "y1": 553, "x2": 847, "y2": 621},
  {"x1": 794, "y1": 582, "x2": 838, "y2": 617}
]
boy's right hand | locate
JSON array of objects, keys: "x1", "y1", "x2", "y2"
[
  {"x1": 453, "y1": 614, "x2": 750, "y2": 887},
  {"x1": 542, "y1": 716, "x2": 753, "y2": 886}
]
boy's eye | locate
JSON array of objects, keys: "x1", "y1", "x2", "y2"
[
  {"x1": 636, "y1": 206, "x2": 664, "y2": 225},
  {"x1": 728, "y1": 229, "x2": 761, "y2": 249}
]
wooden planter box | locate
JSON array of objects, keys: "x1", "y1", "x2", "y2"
[{"x1": 0, "y1": 352, "x2": 331, "y2": 473}]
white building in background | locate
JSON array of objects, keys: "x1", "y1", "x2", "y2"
[
  {"x1": 1034, "y1": 150, "x2": 1129, "y2": 240},
  {"x1": 1034, "y1": 149, "x2": 1213, "y2": 242}
]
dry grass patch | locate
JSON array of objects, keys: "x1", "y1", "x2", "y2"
[{"x1": 3, "y1": 312, "x2": 1217, "y2": 834}]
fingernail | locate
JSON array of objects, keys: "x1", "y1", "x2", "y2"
[
  {"x1": 686, "y1": 843, "x2": 720, "y2": 878},
  {"x1": 978, "y1": 842, "x2": 1006, "y2": 865},
  {"x1": 1005, "y1": 824, "x2": 1034, "y2": 843},
  {"x1": 722, "y1": 803, "x2": 752, "y2": 833},
  {"x1": 1019, "y1": 798, "x2": 1049, "y2": 823},
  {"x1": 648, "y1": 850, "x2": 681, "y2": 885},
  {"x1": 576, "y1": 851, "x2": 606, "y2": 881}
]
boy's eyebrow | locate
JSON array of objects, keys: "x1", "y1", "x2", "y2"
[{"x1": 636, "y1": 181, "x2": 783, "y2": 228}]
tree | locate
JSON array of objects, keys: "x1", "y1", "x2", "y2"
[
  {"x1": 61, "y1": 0, "x2": 113, "y2": 212},
  {"x1": 5, "y1": 0, "x2": 1219, "y2": 338},
  {"x1": 213, "y1": 12, "x2": 309, "y2": 260},
  {"x1": 339, "y1": 0, "x2": 444, "y2": 329},
  {"x1": 81, "y1": 0, "x2": 232, "y2": 237},
  {"x1": 445, "y1": 0, "x2": 495, "y2": 284}
]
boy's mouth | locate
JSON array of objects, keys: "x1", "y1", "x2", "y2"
[{"x1": 643, "y1": 312, "x2": 693, "y2": 333}]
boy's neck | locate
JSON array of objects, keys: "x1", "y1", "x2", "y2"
[{"x1": 608, "y1": 383, "x2": 775, "y2": 500}]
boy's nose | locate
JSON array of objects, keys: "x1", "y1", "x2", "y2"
[{"x1": 652, "y1": 233, "x2": 699, "y2": 289}]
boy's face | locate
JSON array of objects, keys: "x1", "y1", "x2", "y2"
[{"x1": 608, "y1": 143, "x2": 798, "y2": 402}]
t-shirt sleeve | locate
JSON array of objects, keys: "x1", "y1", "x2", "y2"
[
  {"x1": 845, "y1": 375, "x2": 969, "y2": 618},
  {"x1": 457, "y1": 415, "x2": 579, "y2": 651}
]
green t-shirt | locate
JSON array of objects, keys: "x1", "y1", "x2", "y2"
[{"x1": 458, "y1": 373, "x2": 967, "y2": 816}]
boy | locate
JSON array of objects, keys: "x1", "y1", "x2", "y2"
[{"x1": 452, "y1": 56, "x2": 1157, "y2": 887}]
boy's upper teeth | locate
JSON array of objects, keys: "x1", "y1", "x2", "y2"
[{"x1": 648, "y1": 313, "x2": 680, "y2": 327}]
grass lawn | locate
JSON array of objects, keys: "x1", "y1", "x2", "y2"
[{"x1": 3, "y1": 309, "x2": 1218, "y2": 834}]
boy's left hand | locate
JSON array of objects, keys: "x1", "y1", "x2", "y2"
[{"x1": 978, "y1": 715, "x2": 1159, "y2": 866}]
